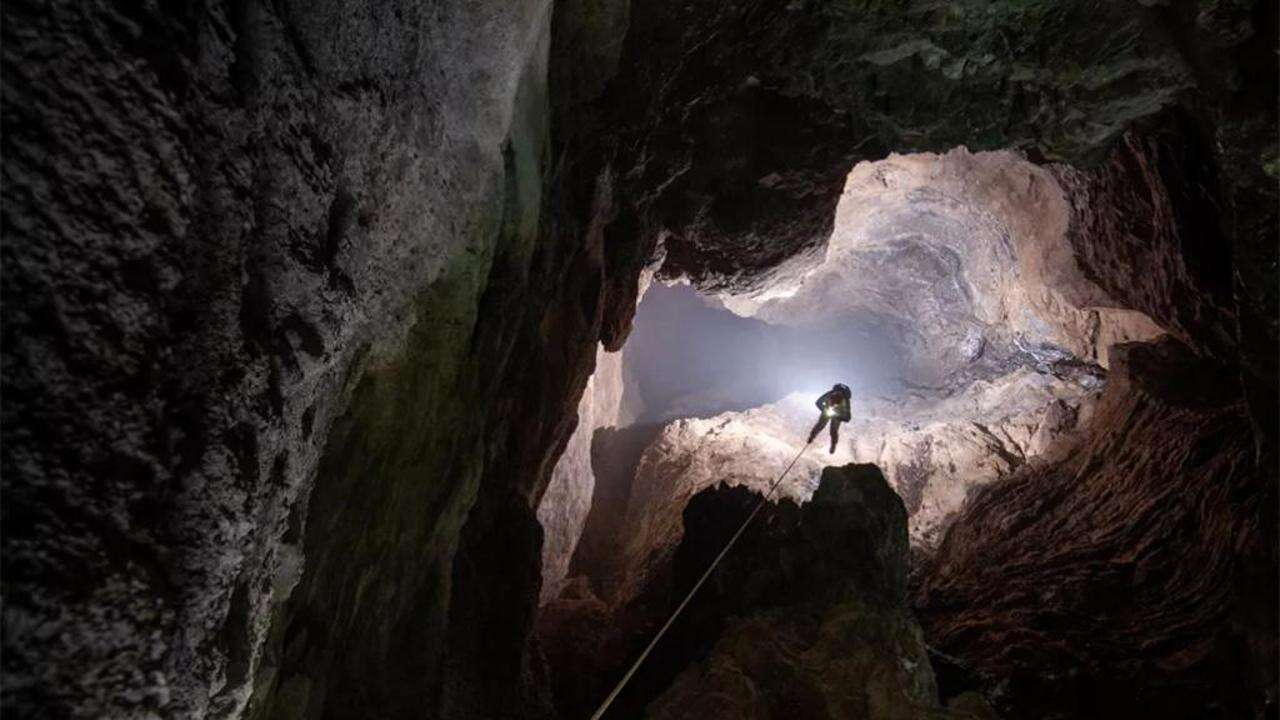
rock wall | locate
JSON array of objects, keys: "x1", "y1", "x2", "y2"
[
  {"x1": 1053, "y1": 123, "x2": 1233, "y2": 357},
  {"x1": 1, "y1": 1, "x2": 571, "y2": 717},
  {"x1": 1051, "y1": 113, "x2": 1277, "y2": 442},
  {"x1": 538, "y1": 344, "x2": 629, "y2": 604},
  {"x1": 721, "y1": 149, "x2": 1165, "y2": 387},
  {"x1": 914, "y1": 336, "x2": 1278, "y2": 718},
  {"x1": 4, "y1": 0, "x2": 1273, "y2": 718}
]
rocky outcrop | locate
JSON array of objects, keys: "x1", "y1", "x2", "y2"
[
  {"x1": 644, "y1": 465, "x2": 993, "y2": 719},
  {"x1": 539, "y1": 344, "x2": 630, "y2": 603},
  {"x1": 914, "y1": 336, "x2": 1278, "y2": 719}
]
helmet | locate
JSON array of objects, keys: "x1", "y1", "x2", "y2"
[{"x1": 834, "y1": 383, "x2": 851, "y2": 397}]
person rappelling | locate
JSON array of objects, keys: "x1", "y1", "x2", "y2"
[{"x1": 808, "y1": 383, "x2": 852, "y2": 454}]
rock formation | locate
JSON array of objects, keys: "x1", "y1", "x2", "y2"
[
  {"x1": 558, "y1": 364, "x2": 1101, "y2": 615},
  {"x1": 1, "y1": 1, "x2": 604, "y2": 717},
  {"x1": 3, "y1": 0, "x2": 556, "y2": 716},
  {"x1": 539, "y1": 344, "x2": 630, "y2": 603},
  {"x1": 914, "y1": 336, "x2": 1278, "y2": 718},
  {"x1": 2, "y1": 0, "x2": 1274, "y2": 718},
  {"x1": 721, "y1": 149, "x2": 1164, "y2": 385},
  {"x1": 545, "y1": 147, "x2": 1168, "y2": 621},
  {"x1": 645, "y1": 465, "x2": 982, "y2": 720},
  {"x1": 1050, "y1": 114, "x2": 1278, "y2": 443},
  {"x1": 553, "y1": 465, "x2": 999, "y2": 719}
]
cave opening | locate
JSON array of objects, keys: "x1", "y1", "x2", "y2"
[{"x1": 535, "y1": 148, "x2": 1173, "y2": 718}]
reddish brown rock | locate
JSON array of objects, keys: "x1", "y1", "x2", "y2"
[
  {"x1": 913, "y1": 336, "x2": 1278, "y2": 719},
  {"x1": 1051, "y1": 112, "x2": 1277, "y2": 446},
  {"x1": 1051, "y1": 119, "x2": 1238, "y2": 363}
]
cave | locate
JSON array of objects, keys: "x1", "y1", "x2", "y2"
[{"x1": 2, "y1": 2, "x2": 1276, "y2": 720}]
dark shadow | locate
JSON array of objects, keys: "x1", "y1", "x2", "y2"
[{"x1": 569, "y1": 422, "x2": 669, "y2": 592}]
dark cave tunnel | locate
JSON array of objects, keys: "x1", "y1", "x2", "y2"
[{"x1": 1, "y1": 1, "x2": 1276, "y2": 720}]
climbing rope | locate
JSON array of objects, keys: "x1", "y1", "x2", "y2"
[{"x1": 588, "y1": 437, "x2": 814, "y2": 720}]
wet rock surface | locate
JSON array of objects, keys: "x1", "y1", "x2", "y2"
[{"x1": 913, "y1": 336, "x2": 1278, "y2": 719}]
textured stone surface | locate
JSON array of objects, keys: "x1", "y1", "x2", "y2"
[
  {"x1": 1050, "y1": 113, "x2": 1278, "y2": 444},
  {"x1": 546, "y1": 0, "x2": 1212, "y2": 360},
  {"x1": 538, "y1": 344, "x2": 630, "y2": 604},
  {"x1": 584, "y1": 0, "x2": 1222, "y2": 298},
  {"x1": 914, "y1": 336, "x2": 1278, "y2": 719},
  {"x1": 563, "y1": 0, "x2": 1275, "y2": 433},
  {"x1": 4, "y1": 0, "x2": 1274, "y2": 718},
  {"x1": 558, "y1": 148, "x2": 1169, "y2": 605},
  {"x1": 1051, "y1": 119, "x2": 1238, "y2": 363},
  {"x1": 644, "y1": 465, "x2": 991, "y2": 720},
  {"x1": 721, "y1": 149, "x2": 1164, "y2": 387},
  {"x1": 845, "y1": 369, "x2": 1103, "y2": 550},
  {"x1": 3, "y1": 1, "x2": 564, "y2": 717}
]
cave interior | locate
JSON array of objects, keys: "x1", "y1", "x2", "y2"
[{"x1": 1, "y1": 1, "x2": 1277, "y2": 720}]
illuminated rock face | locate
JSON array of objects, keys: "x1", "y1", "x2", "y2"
[
  {"x1": 546, "y1": 149, "x2": 1164, "y2": 614},
  {"x1": 722, "y1": 149, "x2": 1164, "y2": 386},
  {"x1": 845, "y1": 367, "x2": 1102, "y2": 550},
  {"x1": 538, "y1": 345, "x2": 631, "y2": 603},
  {"x1": 914, "y1": 336, "x2": 1277, "y2": 718}
]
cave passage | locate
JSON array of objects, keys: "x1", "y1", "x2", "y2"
[
  {"x1": 623, "y1": 282, "x2": 904, "y2": 424},
  {"x1": 535, "y1": 148, "x2": 1182, "y2": 718},
  {"x1": 542, "y1": 149, "x2": 1149, "y2": 602},
  {"x1": 4, "y1": 2, "x2": 1275, "y2": 719}
]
